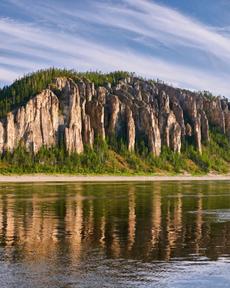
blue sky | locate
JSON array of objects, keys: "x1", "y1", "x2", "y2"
[{"x1": 1, "y1": 0, "x2": 230, "y2": 96}]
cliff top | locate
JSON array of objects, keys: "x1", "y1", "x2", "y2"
[
  {"x1": 0, "y1": 68, "x2": 225, "y2": 119},
  {"x1": 0, "y1": 69, "x2": 229, "y2": 175}
]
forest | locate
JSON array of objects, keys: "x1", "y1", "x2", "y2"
[{"x1": 0, "y1": 68, "x2": 229, "y2": 175}]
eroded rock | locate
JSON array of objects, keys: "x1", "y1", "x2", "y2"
[{"x1": 1, "y1": 76, "x2": 229, "y2": 157}]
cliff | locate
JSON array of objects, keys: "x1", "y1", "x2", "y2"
[{"x1": 0, "y1": 74, "x2": 229, "y2": 158}]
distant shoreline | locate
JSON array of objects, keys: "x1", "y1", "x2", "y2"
[{"x1": 0, "y1": 175, "x2": 229, "y2": 183}]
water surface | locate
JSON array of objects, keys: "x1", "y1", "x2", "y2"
[{"x1": 0, "y1": 181, "x2": 230, "y2": 287}]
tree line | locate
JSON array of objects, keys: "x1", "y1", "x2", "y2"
[{"x1": 0, "y1": 68, "x2": 131, "y2": 118}]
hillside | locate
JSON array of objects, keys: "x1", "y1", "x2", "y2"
[{"x1": 0, "y1": 68, "x2": 230, "y2": 175}]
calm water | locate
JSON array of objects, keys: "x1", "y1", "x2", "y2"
[{"x1": 0, "y1": 181, "x2": 230, "y2": 287}]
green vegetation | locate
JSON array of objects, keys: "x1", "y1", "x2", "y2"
[
  {"x1": 200, "y1": 90, "x2": 221, "y2": 101},
  {"x1": 0, "y1": 68, "x2": 131, "y2": 118},
  {"x1": 0, "y1": 68, "x2": 229, "y2": 175},
  {"x1": 0, "y1": 129, "x2": 229, "y2": 175}
]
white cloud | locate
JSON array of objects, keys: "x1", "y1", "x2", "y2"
[
  {"x1": 0, "y1": 67, "x2": 19, "y2": 84},
  {"x1": 72, "y1": 0, "x2": 230, "y2": 63},
  {"x1": 0, "y1": 0, "x2": 230, "y2": 96}
]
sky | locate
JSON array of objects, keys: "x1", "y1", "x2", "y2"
[{"x1": 1, "y1": 0, "x2": 230, "y2": 96}]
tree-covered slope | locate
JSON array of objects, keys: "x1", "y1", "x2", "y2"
[
  {"x1": 1, "y1": 128, "x2": 230, "y2": 175},
  {"x1": 0, "y1": 68, "x2": 130, "y2": 118},
  {"x1": 0, "y1": 68, "x2": 229, "y2": 175}
]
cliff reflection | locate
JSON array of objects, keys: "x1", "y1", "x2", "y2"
[{"x1": 0, "y1": 182, "x2": 230, "y2": 263}]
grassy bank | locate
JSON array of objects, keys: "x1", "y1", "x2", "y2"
[{"x1": 0, "y1": 129, "x2": 229, "y2": 175}]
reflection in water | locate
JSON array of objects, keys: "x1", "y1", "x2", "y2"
[
  {"x1": 65, "y1": 192, "x2": 83, "y2": 261},
  {"x1": 194, "y1": 193, "x2": 203, "y2": 255},
  {"x1": 0, "y1": 182, "x2": 230, "y2": 287},
  {"x1": 151, "y1": 188, "x2": 161, "y2": 248},
  {"x1": 128, "y1": 187, "x2": 135, "y2": 251},
  {"x1": 1, "y1": 182, "x2": 230, "y2": 261}
]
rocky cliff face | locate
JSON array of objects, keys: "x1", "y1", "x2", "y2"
[{"x1": 0, "y1": 76, "x2": 229, "y2": 155}]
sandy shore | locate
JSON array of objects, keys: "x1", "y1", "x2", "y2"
[{"x1": 0, "y1": 174, "x2": 229, "y2": 182}]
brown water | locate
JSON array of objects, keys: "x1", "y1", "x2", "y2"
[{"x1": 0, "y1": 181, "x2": 230, "y2": 287}]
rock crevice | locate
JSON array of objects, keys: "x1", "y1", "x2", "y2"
[{"x1": 1, "y1": 77, "x2": 230, "y2": 155}]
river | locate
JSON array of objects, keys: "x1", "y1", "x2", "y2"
[{"x1": 0, "y1": 181, "x2": 230, "y2": 287}]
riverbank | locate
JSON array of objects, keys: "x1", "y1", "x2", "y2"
[{"x1": 0, "y1": 174, "x2": 229, "y2": 182}]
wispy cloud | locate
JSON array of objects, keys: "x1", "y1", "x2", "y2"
[
  {"x1": 0, "y1": 0, "x2": 230, "y2": 96},
  {"x1": 73, "y1": 0, "x2": 230, "y2": 63},
  {"x1": 0, "y1": 67, "x2": 19, "y2": 85}
]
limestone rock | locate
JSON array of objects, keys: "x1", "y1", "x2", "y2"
[
  {"x1": 176, "y1": 92, "x2": 202, "y2": 152},
  {"x1": 159, "y1": 91, "x2": 170, "y2": 113},
  {"x1": 194, "y1": 117, "x2": 202, "y2": 154},
  {"x1": 6, "y1": 112, "x2": 15, "y2": 152},
  {"x1": 224, "y1": 111, "x2": 230, "y2": 138},
  {"x1": 0, "y1": 122, "x2": 4, "y2": 152},
  {"x1": 86, "y1": 87, "x2": 107, "y2": 140},
  {"x1": 139, "y1": 107, "x2": 161, "y2": 156},
  {"x1": 126, "y1": 107, "x2": 135, "y2": 151},
  {"x1": 82, "y1": 113, "x2": 94, "y2": 148},
  {"x1": 172, "y1": 102, "x2": 185, "y2": 137},
  {"x1": 148, "y1": 112, "x2": 161, "y2": 156},
  {"x1": 200, "y1": 111, "x2": 209, "y2": 143},
  {"x1": 186, "y1": 123, "x2": 192, "y2": 137},
  {"x1": 170, "y1": 122, "x2": 181, "y2": 153},
  {"x1": 1, "y1": 75, "x2": 230, "y2": 158},
  {"x1": 64, "y1": 82, "x2": 83, "y2": 154},
  {"x1": 107, "y1": 95, "x2": 120, "y2": 135},
  {"x1": 204, "y1": 98, "x2": 225, "y2": 133},
  {"x1": 165, "y1": 112, "x2": 181, "y2": 153},
  {"x1": 4, "y1": 89, "x2": 59, "y2": 153},
  {"x1": 81, "y1": 100, "x2": 94, "y2": 148},
  {"x1": 54, "y1": 78, "x2": 84, "y2": 154}
]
